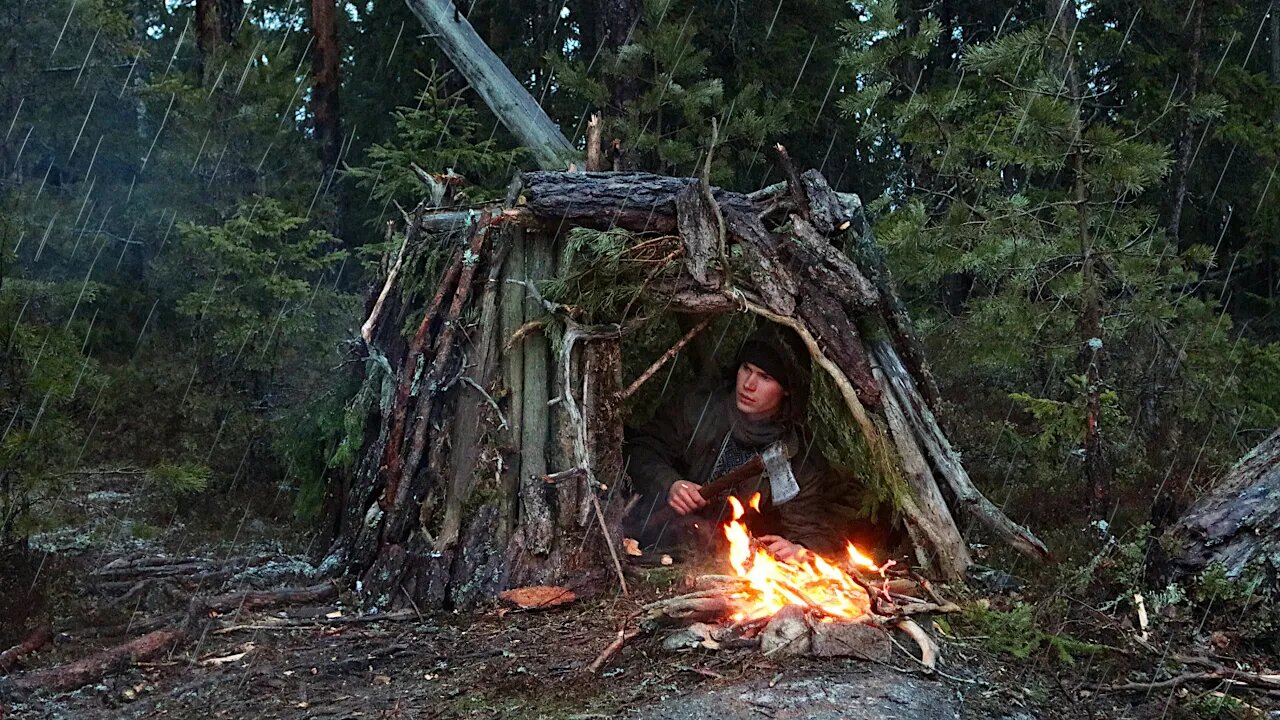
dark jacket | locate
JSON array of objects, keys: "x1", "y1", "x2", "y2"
[{"x1": 623, "y1": 381, "x2": 845, "y2": 555}]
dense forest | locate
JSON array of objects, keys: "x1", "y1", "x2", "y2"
[{"x1": 2, "y1": 0, "x2": 1280, "y2": 717}]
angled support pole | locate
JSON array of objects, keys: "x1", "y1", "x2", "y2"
[{"x1": 404, "y1": 0, "x2": 580, "y2": 170}]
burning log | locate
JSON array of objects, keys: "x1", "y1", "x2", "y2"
[{"x1": 641, "y1": 593, "x2": 738, "y2": 626}]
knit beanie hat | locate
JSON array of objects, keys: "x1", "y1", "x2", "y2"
[
  {"x1": 736, "y1": 326, "x2": 812, "y2": 418},
  {"x1": 738, "y1": 340, "x2": 795, "y2": 391}
]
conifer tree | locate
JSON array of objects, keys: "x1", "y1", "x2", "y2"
[{"x1": 839, "y1": 0, "x2": 1208, "y2": 511}]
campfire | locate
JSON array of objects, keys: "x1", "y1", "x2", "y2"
[{"x1": 624, "y1": 494, "x2": 956, "y2": 667}]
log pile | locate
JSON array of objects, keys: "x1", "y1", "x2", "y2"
[{"x1": 323, "y1": 0, "x2": 1051, "y2": 612}]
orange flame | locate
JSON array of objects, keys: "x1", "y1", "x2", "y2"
[{"x1": 722, "y1": 496, "x2": 880, "y2": 622}]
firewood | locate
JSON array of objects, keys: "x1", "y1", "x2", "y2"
[
  {"x1": 641, "y1": 595, "x2": 737, "y2": 626},
  {"x1": 895, "y1": 618, "x2": 939, "y2": 670}
]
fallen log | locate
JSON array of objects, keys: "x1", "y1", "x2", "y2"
[
  {"x1": 4, "y1": 583, "x2": 337, "y2": 693},
  {"x1": 0, "y1": 625, "x2": 53, "y2": 673},
  {"x1": 1167, "y1": 428, "x2": 1280, "y2": 583},
  {"x1": 9, "y1": 628, "x2": 187, "y2": 693}
]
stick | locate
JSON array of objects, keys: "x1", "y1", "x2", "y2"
[
  {"x1": 590, "y1": 489, "x2": 630, "y2": 596},
  {"x1": 771, "y1": 143, "x2": 810, "y2": 221},
  {"x1": 895, "y1": 618, "x2": 939, "y2": 670},
  {"x1": 620, "y1": 316, "x2": 712, "y2": 400},
  {"x1": 211, "y1": 609, "x2": 418, "y2": 634},
  {"x1": 588, "y1": 624, "x2": 639, "y2": 674},
  {"x1": 0, "y1": 624, "x2": 53, "y2": 673},
  {"x1": 586, "y1": 114, "x2": 604, "y2": 172},
  {"x1": 361, "y1": 220, "x2": 411, "y2": 343}
]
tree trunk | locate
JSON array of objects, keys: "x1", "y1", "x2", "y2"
[
  {"x1": 1167, "y1": 429, "x2": 1280, "y2": 583},
  {"x1": 310, "y1": 0, "x2": 343, "y2": 173},
  {"x1": 1272, "y1": 0, "x2": 1280, "y2": 124},
  {"x1": 195, "y1": 0, "x2": 243, "y2": 82},
  {"x1": 1167, "y1": 0, "x2": 1205, "y2": 247},
  {"x1": 597, "y1": 0, "x2": 641, "y2": 115},
  {"x1": 1047, "y1": 0, "x2": 1111, "y2": 511}
]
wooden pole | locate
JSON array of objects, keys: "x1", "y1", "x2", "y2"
[{"x1": 403, "y1": 0, "x2": 579, "y2": 170}]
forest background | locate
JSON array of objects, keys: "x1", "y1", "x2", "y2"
[{"x1": 2, "y1": 0, "x2": 1280, "y2": 651}]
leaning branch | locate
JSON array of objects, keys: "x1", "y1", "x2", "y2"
[{"x1": 403, "y1": 0, "x2": 577, "y2": 170}]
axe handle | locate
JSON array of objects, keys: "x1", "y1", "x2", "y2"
[
  {"x1": 696, "y1": 455, "x2": 765, "y2": 500},
  {"x1": 641, "y1": 456, "x2": 766, "y2": 532}
]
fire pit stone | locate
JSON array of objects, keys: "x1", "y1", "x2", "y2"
[
  {"x1": 760, "y1": 605, "x2": 812, "y2": 656},
  {"x1": 809, "y1": 619, "x2": 892, "y2": 660}
]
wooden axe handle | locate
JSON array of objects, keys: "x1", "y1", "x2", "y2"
[
  {"x1": 641, "y1": 456, "x2": 766, "y2": 533},
  {"x1": 696, "y1": 455, "x2": 765, "y2": 500}
]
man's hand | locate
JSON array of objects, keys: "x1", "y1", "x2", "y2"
[
  {"x1": 758, "y1": 535, "x2": 809, "y2": 562},
  {"x1": 667, "y1": 480, "x2": 708, "y2": 515}
]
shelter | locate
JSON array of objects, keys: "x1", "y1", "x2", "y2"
[{"x1": 324, "y1": 158, "x2": 1050, "y2": 610}]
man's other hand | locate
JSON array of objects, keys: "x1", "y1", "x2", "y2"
[
  {"x1": 667, "y1": 480, "x2": 707, "y2": 515},
  {"x1": 759, "y1": 535, "x2": 809, "y2": 562}
]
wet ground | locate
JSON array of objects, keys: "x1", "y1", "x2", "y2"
[{"x1": 0, "y1": 470, "x2": 1270, "y2": 719}]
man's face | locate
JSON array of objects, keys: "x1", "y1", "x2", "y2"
[{"x1": 735, "y1": 362, "x2": 787, "y2": 419}]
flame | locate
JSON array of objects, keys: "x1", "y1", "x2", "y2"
[
  {"x1": 722, "y1": 496, "x2": 882, "y2": 622},
  {"x1": 748, "y1": 492, "x2": 761, "y2": 512}
]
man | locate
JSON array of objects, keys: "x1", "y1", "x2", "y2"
[{"x1": 623, "y1": 327, "x2": 845, "y2": 560}]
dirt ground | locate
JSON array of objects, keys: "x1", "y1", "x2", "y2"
[{"x1": 0, "y1": 470, "x2": 1272, "y2": 720}]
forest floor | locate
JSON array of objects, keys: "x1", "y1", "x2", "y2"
[{"x1": 0, "y1": 470, "x2": 1273, "y2": 720}]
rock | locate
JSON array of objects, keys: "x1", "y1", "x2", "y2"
[
  {"x1": 759, "y1": 605, "x2": 811, "y2": 656},
  {"x1": 661, "y1": 623, "x2": 716, "y2": 651},
  {"x1": 809, "y1": 619, "x2": 892, "y2": 660},
  {"x1": 628, "y1": 665, "x2": 965, "y2": 720}
]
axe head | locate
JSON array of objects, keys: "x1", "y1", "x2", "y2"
[{"x1": 761, "y1": 441, "x2": 800, "y2": 505}]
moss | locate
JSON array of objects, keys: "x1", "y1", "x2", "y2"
[{"x1": 808, "y1": 370, "x2": 906, "y2": 518}]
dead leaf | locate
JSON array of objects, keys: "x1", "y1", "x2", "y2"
[
  {"x1": 623, "y1": 538, "x2": 643, "y2": 557},
  {"x1": 498, "y1": 585, "x2": 577, "y2": 610},
  {"x1": 373, "y1": 674, "x2": 391, "y2": 685},
  {"x1": 660, "y1": 554, "x2": 673, "y2": 566}
]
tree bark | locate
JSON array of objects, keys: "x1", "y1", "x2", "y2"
[
  {"x1": 597, "y1": 0, "x2": 641, "y2": 112},
  {"x1": 1167, "y1": 429, "x2": 1280, "y2": 583},
  {"x1": 403, "y1": 0, "x2": 578, "y2": 170},
  {"x1": 1166, "y1": 0, "x2": 1205, "y2": 247},
  {"x1": 310, "y1": 0, "x2": 343, "y2": 172},
  {"x1": 195, "y1": 0, "x2": 243, "y2": 82}
]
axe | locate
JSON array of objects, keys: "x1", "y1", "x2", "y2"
[{"x1": 642, "y1": 440, "x2": 801, "y2": 531}]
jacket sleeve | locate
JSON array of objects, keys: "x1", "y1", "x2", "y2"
[
  {"x1": 777, "y1": 456, "x2": 845, "y2": 556},
  {"x1": 622, "y1": 394, "x2": 697, "y2": 496}
]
